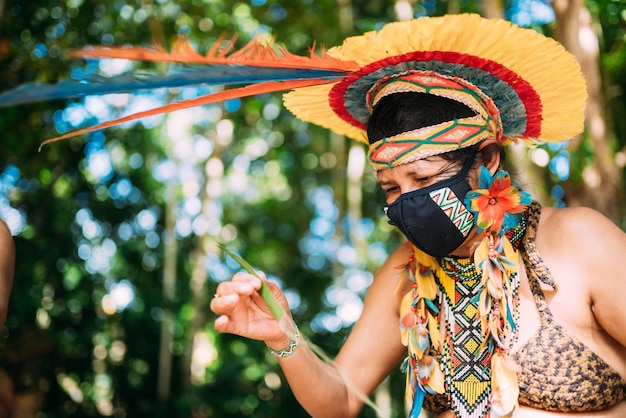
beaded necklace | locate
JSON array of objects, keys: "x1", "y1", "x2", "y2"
[
  {"x1": 434, "y1": 212, "x2": 526, "y2": 418},
  {"x1": 399, "y1": 170, "x2": 531, "y2": 418}
]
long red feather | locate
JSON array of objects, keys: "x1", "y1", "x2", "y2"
[
  {"x1": 39, "y1": 78, "x2": 334, "y2": 150},
  {"x1": 68, "y1": 36, "x2": 360, "y2": 72}
]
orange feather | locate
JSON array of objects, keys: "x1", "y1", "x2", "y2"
[
  {"x1": 68, "y1": 36, "x2": 360, "y2": 72},
  {"x1": 38, "y1": 78, "x2": 336, "y2": 150}
]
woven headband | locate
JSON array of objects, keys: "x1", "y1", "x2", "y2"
[{"x1": 365, "y1": 71, "x2": 502, "y2": 170}]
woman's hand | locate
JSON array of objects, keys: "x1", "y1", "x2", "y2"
[{"x1": 210, "y1": 272, "x2": 293, "y2": 349}]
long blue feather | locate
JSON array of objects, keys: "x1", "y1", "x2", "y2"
[
  {"x1": 0, "y1": 66, "x2": 346, "y2": 107},
  {"x1": 409, "y1": 386, "x2": 425, "y2": 418}
]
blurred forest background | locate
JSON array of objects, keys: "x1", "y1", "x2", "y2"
[{"x1": 0, "y1": 0, "x2": 624, "y2": 417}]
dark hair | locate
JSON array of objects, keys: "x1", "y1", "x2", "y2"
[
  {"x1": 366, "y1": 92, "x2": 477, "y2": 144},
  {"x1": 366, "y1": 92, "x2": 504, "y2": 167}
]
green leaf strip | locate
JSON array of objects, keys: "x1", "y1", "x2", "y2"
[{"x1": 218, "y1": 244, "x2": 286, "y2": 322}]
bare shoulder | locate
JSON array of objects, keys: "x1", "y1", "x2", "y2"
[
  {"x1": 378, "y1": 241, "x2": 413, "y2": 270},
  {"x1": 364, "y1": 242, "x2": 413, "y2": 304},
  {"x1": 371, "y1": 242, "x2": 413, "y2": 286},
  {"x1": 539, "y1": 204, "x2": 611, "y2": 229},
  {"x1": 0, "y1": 219, "x2": 14, "y2": 267},
  {"x1": 537, "y1": 205, "x2": 626, "y2": 252},
  {"x1": 536, "y1": 208, "x2": 626, "y2": 352},
  {"x1": 535, "y1": 205, "x2": 626, "y2": 300},
  {"x1": 0, "y1": 219, "x2": 14, "y2": 330},
  {"x1": 0, "y1": 218, "x2": 11, "y2": 238}
]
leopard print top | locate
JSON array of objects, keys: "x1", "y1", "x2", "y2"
[
  {"x1": 512, "y1": 202, "x2": 626, "y2": 412},
  {"x1": 423, "y1": 202, "x2": 626, "y2": 413}
]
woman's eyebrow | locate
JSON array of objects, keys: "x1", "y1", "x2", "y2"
[
  {"x1": 378, "y1": 161, "x2": 460, "y2": 185},
  {"x1": 377, "y1": 178, "x2": 396, "y2": 187}
]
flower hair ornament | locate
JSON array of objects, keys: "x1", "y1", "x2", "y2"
[{"x1": 0, "y1": 13, "x2": 587, "y2": 418}]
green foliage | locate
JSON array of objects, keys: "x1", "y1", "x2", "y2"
[
  {"x1": 593, "y1": 0, "x2": 626, "y2": 150},
  {"x1": 0, "y1": 1, "x2": 402, "y2": 416}
]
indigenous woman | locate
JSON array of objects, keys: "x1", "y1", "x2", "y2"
[{"x1": 211, "y1": 15, "x2": 626, "y2": 418}]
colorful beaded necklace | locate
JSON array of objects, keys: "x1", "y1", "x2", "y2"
[{"x1": 399, "y1": 168, "x2": 531, "y2": 418}]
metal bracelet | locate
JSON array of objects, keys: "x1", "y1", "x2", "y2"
[{"x1": 266, "y1": 322, "x2": 299, "y2": 358}]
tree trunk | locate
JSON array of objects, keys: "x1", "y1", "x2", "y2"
[
  {"x1": 552, "y1": 0, "x2": 623, "y2": 222},
  {"x1": 157, "y1": 183, "x2": 177, "y2": 403},
  {"x1": 480, "y1": 0, "x2": 504, "y2": 19},
  {"x1": 183, "y1": 138, "x2": 225, "y2": 392}
]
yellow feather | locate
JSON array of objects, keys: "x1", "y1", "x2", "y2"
[
  {"x1": 428, "y1": 360, "x2": 446, "y2": 394},
  {"x1": 408, "y1": 330, "x2": 426, "y2": 358},
  {"x1": 394, "y1": 269, "x2": 412, "y2": 295},
  {"x1": 283, "y1": 84, "x2": 367, "y2": 143},
  {"x1": 491, "y1": 353, "x2": 520, "y2": 417},
  {"x1": 405, "y1": 368, "x2": 415, "y2": 412},
  {"x1": 399, "y1": 292, "x2": 414, "y2": 346},
  {"x1": 416, "y1": 269, "x2": 437, "y2": 300},
  {"x1": 501, "y1": 236, "x2": 519, "y2": 273},
  {"x1": 427, "y1": 312, "x2": 441, "y2": 351},
  {"x1": 474, "y1": 238, "x2": 489, "y2": 274}
]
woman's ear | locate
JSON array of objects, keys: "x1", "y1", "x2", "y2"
[{"x1": 478, "y1": 140, "x2": 501, "y2": 175}]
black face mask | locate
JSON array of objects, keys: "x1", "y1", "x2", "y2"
[{"x1": 385, "y1": 155, "x2": 477, "y2": 258}]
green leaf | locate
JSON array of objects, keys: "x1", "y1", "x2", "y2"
[{"x1": 217, "y1": 244, "x2": 287, "y2": 322}]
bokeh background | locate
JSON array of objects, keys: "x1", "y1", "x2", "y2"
[{"x1": 0, "y1": 0, "x2": 624, "y2": 417}]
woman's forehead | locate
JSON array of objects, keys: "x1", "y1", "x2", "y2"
[{"x1": 376, "y1": 157, "x2": 452, "y2": 181}]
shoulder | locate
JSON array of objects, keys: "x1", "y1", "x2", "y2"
[
  {"x1": 537, "y1": 203, "x2": 626, "y2": 279},
  {"x1": 536, "y1": 207, "x2": 626, "y2": 349},
  {"x1": 365, "y1": 241, "x2": 413, "y2": 302},
  {"x1": 0, "y1": 219, "x2": 15, "y2": 261},
  {"x1": 538, "y1": 204, "x2": 597, "y2": 229},
  {"x1": 0, "y1": 219, "x2": 12, "y2": 241},
  {"x1": 384, "y1": 241, "x2": 413, "y2": 265},
  {"x1": 537, "y1": 205, "x2": 625, "y2": 249},
  {"x1": 374, "y1": 241, "x2": 413, "y2": 281},
  {"x1": 0, "y1": 219, "x2": 13, "y2": 330},
  {"x1": 0, "y1": 219, "x2": 14, "y2": 265}
]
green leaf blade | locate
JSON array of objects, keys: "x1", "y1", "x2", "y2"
[{"x1": 218, "y1": 244, "x2": 286, "y2": 322}]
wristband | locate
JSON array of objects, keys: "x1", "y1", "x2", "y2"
[{"x1": 266, "y1": 322, "x2": 299, "y2": 358}]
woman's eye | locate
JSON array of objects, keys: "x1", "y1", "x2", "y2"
[{"x1": 415, "y1": 176, "x2": 433, "y2": 185}]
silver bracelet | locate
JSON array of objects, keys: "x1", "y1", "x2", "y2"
[{"x1": 266, "y1": 322, "x2": 299, "y2": 358}]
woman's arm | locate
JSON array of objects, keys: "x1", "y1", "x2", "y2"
[
  {"x1": 574, "y1": 208, "x2": 626, "y2": 348},
  {"x1": 0, "y1": 219, "x2": 14, "y2": 330},
  {"x1": 211, "y1": 243, "x2": 411, "y2": 418}
]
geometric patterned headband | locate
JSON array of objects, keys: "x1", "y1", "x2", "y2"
[{"x1": 366, "y1": 72, "x2": 502, "y2": 170}]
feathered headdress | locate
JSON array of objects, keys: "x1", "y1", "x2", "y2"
[{"x1": 0, "y1": 14, "x2": 586, "y2": 155}]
